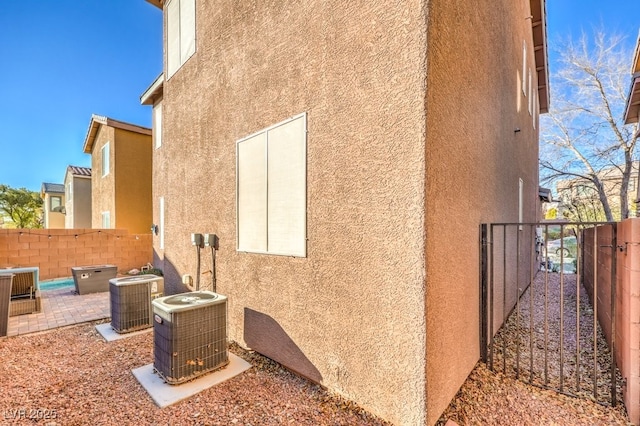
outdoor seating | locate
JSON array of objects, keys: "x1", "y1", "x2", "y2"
[{"x1": 9, "y1": 271, "x2": 41, "y2": 316}]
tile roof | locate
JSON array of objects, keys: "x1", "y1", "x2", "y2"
[
  {"x1": 67, "y1": 165, "x2": 92, "y2": 177},
  {"x1": 41, "y1": 182, "x2": 65, "y2": 193}
]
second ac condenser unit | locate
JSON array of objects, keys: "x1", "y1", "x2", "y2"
[
  {"x1": 110, "y1": 274, "x2": 164, "y2": 333},
  {"x1": 152, "y1": 290, "x2": 228, "y2": 385}
]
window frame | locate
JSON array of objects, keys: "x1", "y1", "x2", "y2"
[
  {"x1": 101, "y1": 211, "x2": 111, "y2": 229},
  {"x1": 50, "y1": 196, "x2": 62, "y2": 212},
  {"x1": 236, "y1": 113, "x2": 307, "y2": 257},
  {"x1": 101, "y1": 142, "x2": 110, "y2": 177},
  {"x1": 166, "y1": 0, "x2": 196, "y2": 79}
]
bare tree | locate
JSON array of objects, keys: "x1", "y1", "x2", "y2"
[{"x1": 540, "y1": 30, "x2": 639, "y2": 221}]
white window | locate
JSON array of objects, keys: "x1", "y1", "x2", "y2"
[
  {"x1": 153, "y1": 102, "x2": 163, "y2": 149},
  {"x1": 159, "y1": 197, "x2": 165, "y2": 250},
  {"x1": 101, "y1": 143, "x2": 110, "y2": 177},
  {"x1": 166, "y1": 0, "x2": 196, "y2": 78},
  {"x1": 533, "y1": 89, "x2": 537, "y2": 129},
  {"x1": 528, "y1": 68, "x2": 533, "y2": 115},
  {"x1": 50, "y1": 196, "x2": 62, "y2": 212},
  {"x1": 522, "y1": 42, "x2": 527, "y2": 95},
  {"x1": 236, "y1": 113, "x2": 307, "y2": 257},
  {"x1": 101, "y1": 211, "x2": 111, "y2": 229},
  {"x1": 518, "y1": 178, "x2": 524, "y2": 230}
]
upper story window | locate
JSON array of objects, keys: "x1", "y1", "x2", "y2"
[
  {"x1": 50, "y1": 196, "x2": 62, "y2": 212},
  {"x1": 101, "y1": 142, "x2": 110, "y2": 177},
  {"x1": 522, "y1": 42, "x2": 527, "y2": 96},
  {"x1": 166, "y1": 0, "x2": 196, "y2": 78},
  {"x1": 154, "y1": 102, "x2": 163, "y2": 149}
]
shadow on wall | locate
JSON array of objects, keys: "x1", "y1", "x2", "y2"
[
  {"x1": 153, "y1": 251, "x2": 191, "y2": 295},
  {"x1": 244, "y1": 308, "x2": 322, "y2": 384}
]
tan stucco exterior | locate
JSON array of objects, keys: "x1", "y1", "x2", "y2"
[
  {"x1": 40, "y1": 184, "x2": 65, "y2": 229},
  {"x1": 83, "y1": 116, "x2": 152, "y2": 234},
  {"x1": 147, "y1": 0, "x2": 546, "y2": 424},
  {"x1": 64, "y1": 166, "x2": 92, "y2": 229}
]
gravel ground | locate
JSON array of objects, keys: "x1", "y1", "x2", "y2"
[
  {"x1": 0, "y1": 321, "x2": 388, "y2": 426},
  {"x1": 438, "y1": 271, "x2": 631, "y2": 425},
  {"x1": 2, "y1": 271, "x2": 633, "y2": 426}
]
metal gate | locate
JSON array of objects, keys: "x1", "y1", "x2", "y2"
[{"x1": 479, "y1": 222, "x2": 621, "y2": 406}]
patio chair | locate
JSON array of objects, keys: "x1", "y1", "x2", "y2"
[{"x1": 9, "y1": 271, "x2": 41, "y2": 316}]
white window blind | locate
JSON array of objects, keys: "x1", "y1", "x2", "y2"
[
  {"x1": 154, "y1": 102, "x2": 163, "y2": 149},
  {"x1": 237, "y1": 113, "x2": 307, "y2": 257},
  {"x1": 101, "y1": 143, "x2": 110, "y2": 177},
  {"x1": 166, "y1": 0, "x2": 196, "y2": 78},
  {"x1": 237, "y1": 132, "x2": 268, "y2": 252},
  {"x1": 159, "y1": 197, "x2": 165, "y2": 250},
  {"x1": 102, "y1": 211, "x2": 111, "y2": 229}
]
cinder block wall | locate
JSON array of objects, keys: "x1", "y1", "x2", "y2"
[
  {"x1": 583, "y1": 218, "x2": 640, "y2": 424},
  {"x1": 0, "y1": 229, "x2": 152, "y2": 280}
]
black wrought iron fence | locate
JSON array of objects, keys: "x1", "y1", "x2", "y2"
[{"x1": 480, "y1": 222, "x2": 621, "y2": 406}]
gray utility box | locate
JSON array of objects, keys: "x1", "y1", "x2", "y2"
[
  {"x1": 110, "y1": 275, "x2": 164, "y2": 334},
  {"x1": 152, "y1": 291, "x2": 228, "y2": 385},
  {"x1": 71, "y1": 265, "x2": 117, "y2": 295}
]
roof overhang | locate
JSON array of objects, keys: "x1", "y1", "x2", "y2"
[
  {"x1": 530, "y1": 0, "x2": 550, "y2": 113},
  {"x1": 624, "y1": 35, "x2": 640, "y2": 125},
  {"x1": 145, "y1": 0, "x2": 162, "y2": 9},
  {"x1": 140, "y1": 73, "x2": 164, "y2": 105},
  {"x1": 82, "y1": 115, "x2": 152, "y2": 154},
  {"x1": 538, "y1": 186, "x2": 553, "y2": 203}
]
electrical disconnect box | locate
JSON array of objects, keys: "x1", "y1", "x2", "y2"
[
  {"x1": 203, "y1": 233, "x2": 219, "y2": 250},
  {"x1": 191, "y1": 233, "x2": 204, "y2": 247}
]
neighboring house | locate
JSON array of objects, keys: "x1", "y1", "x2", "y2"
[
  {"x1": 143, "y1": 1, "x2": 549, "y2": 424},
  {"x1": 555, "y1": 162, "x2": 639, "y2": 220},
  {"x1": 623, "y1": 33, "x2": 640, "y2": 205},
  {"x1": 82, "y1": 114, "x2": 152, "y2": 234},
  {"x1": 40, "y1": 183, "x2": 65, "y2": 229},
  {"x1": 64, "y1": 166, "x2": 92, "y2": 229}
]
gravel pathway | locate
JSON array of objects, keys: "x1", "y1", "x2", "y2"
[
  {"x1": 438, "y1": 271, "x2": 631, "y2": 425},
  {"x1": 0, "y1": 321, "x2": 388, "y2": 426}
]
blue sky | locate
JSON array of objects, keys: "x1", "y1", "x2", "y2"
[
  {"x1": 0, "y1": 1, "x2": 162, "y2": 192},
  {"x1": 0, "y1": 1, "x2": 637, "y2": 192}
]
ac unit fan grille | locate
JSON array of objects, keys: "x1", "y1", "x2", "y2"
[
  {"x1": 154, "y1": 301, "x2": 228, "y2": 384},
  {"x1": 110, "y1": 283, "x2": 152, "y2": 333}
]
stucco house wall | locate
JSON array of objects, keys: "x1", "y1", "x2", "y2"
[
  {"x1": 114, "y1": 128, "x2": 153, "y2": 234},
  {"x1": 41, "y1": 184, "x2": 65, "y2": 229},
  {"x1": 148, "y1": 0, "x2": 545, "y2": 424},
  {"x1": 89, "y1": 125, "x2": 116, "y2": 228},
  {"x1": 84, "y1": 116, "x2": 152, "y2": 234},
  {"x1": 64, "y1": 166, "x2": 92, "y2": 229},
  {"x1": 424, "y1": 0, "x2": 541, "y2": 422}
]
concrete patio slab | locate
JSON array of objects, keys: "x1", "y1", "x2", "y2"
[
  {"x1": 95, "y1": 323, "x2": 152, "y2": 342},
  {"x1": 132, "y1": 353, "x2": 252, "y2": 408}
]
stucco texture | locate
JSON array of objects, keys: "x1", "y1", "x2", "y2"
[
  {"x1": 90, "y1": 125, "x2": 152, "y2": 234},
  {"x1": 154, "y1": 0, "x2": 543, "y2": 424},
  {"x1": 424, "y1": 0, "x2": 540, "y2": 424},
  {"x1": 157, "y1": 1, "x2": 427, "y2": 424}
]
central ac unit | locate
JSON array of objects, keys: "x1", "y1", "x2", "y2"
[
  {"x1": 110, "y1": 274, "x2": 164, "y2": 333},
  {"x1": 152, "y1": 290, "x2": 228, "y2": 384}
]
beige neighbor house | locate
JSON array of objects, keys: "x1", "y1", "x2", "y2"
[
  {"x1": 40, "y1": 183, "x2": 65, "y2": 229},
  {"x1": 623, "y1": 33, "x2": 640, "y2": 205},
  {"x1": 63, "y1": 165, "x2": 92, "y2": 229},
  {"x1": 555, "y1": 162, "x2": 639, "y2": 220},
  {"x1": 143, "y1": 0, "x2": 549, "y2": 424},
  {"x1": 82, "y1": 114, "x2": 153, "y2": 234}
]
